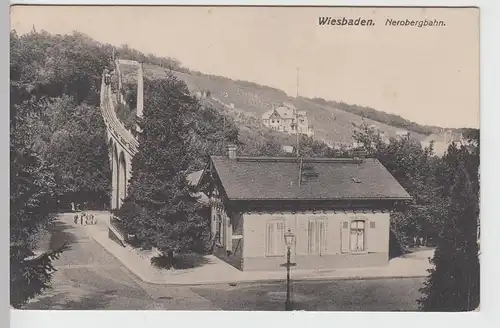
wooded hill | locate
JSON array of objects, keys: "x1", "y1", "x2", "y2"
[{"x1": 120, "y1": 62, "x2": 432, "y2": 147}]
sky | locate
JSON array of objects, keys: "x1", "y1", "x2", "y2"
[{"x1": 10, "y1": 6, "x2": 480, "y2": 128}]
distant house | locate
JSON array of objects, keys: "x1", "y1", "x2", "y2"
[
  {"x1": 261, "y1": 102, "x2": 314, "y2": 137},
  {"x1": 421, "y1": 131, "x2": 465, "y2": 156},
  {"x1": 196, "y1": 145, "x2": 411, "y2": 271},
  {"x1": 395, "y1": 130, "x2": 409, "y2": 137},
  {"x1": 194, "y1": 90, "x2": 211, "y2": 101}
]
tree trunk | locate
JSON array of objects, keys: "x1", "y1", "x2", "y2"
[{"x1": 167, "y1": 250, "x2": 174, "y2": 269}]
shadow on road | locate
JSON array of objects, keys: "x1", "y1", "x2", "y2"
[
  {"x1": 24, "y1": 289, "x2": 117, "y2": 310},
  {"x1": 151, "y1": 253, "x2": 211, "y2": 269},
  {"x1": 49, "y1": 220, "x2": 80, "y2": 251}
]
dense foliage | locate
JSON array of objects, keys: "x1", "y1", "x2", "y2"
[
  {"x1": 354, "y1": 124, "x2": 445, "y2": 250},
  {"x1": 10, "y1": 96, "x2": 74, "y2": 308},
  {"x1": 419, "y1": 133, "x2": 480, "y2": 311},
  {"x1": 117, "y1": 76, "x2": 224, "y2": 265},
  {"x1": 10, "y1": 30, "x2": 112, "y2": 306},
  {"x1": 10, "y1": 30, "x2": 112, "y2": 208},
  {"x1": 354, "y1": 125, "x2": 480, "y2": 310}
]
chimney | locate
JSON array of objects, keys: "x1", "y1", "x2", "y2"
[{"x1": 227, "y1": 144, "x2": 237, "y2": 159}]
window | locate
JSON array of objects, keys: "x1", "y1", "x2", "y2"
[
  {"x1": 216, "y1": 213, "x2": 223, "y2": 245},
  {"x1": 277, "y1": 120, "x2": 280, "y2": 123},
  {"x1": 308, "y1": 219, "x2": 327, "y2": 255},
  {"x1": 350, "y1": 220, "x2": 365, "y2": 252},
  {"x1": 272, "y1": 120, "x2": 275, "y2": 123},
  {"x1": 266, "y1": 220, "x2": 285, "y2": 256}
]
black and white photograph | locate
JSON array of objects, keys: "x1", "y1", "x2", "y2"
[{"x1": 9, "y1": 5, "x2": 480, "y2": 312}]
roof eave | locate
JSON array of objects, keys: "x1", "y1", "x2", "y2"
[{"x1": 225, "y1": 197, "x2": 412, "y2": 201}]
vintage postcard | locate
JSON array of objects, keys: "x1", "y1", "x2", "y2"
[{"x1": 10, "y1": 5, "x2": 479, "y2": 311}]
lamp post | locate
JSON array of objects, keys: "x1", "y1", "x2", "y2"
[{"x1": 282, "y1": 228, "x2": 296, "y2": 311}]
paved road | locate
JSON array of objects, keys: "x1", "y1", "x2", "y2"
[
  {"x1": 23, "y1": 214, "x2": 218, "y2": 310},
  {"x1": 192, "y1": 278, "x2": 424, "y2": 311},
  {"x1": 23, "y1": 214, "x2": 425, "y2": 311}
]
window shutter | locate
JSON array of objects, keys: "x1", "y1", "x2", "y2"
[
  {"x1": 367, "y1": 221, "x2": 377, "y2": 252},
  {"x1": 226, "y1": 216, "x2": 232, "y2": 251},
  {"x1": 277, "y1": 221, "x2": 285, "y2": 256},
  {"x1": 266, "y1": 222, "x2": 274, "y2": 256},
  {"x1": 319, "y1": 220, "x2": 327, "y2": 256},
  {"x1": 211, "y1": 210, "x2": 217, "y2": 238},
  {"x1": 358, "y1": 221, "x2": 365, "y2": 251},
  {"x1": 220, "y1": 214, "x2": 225, "y2": 245},
  {"x1": 340, "y1": 221, "x2": 349, "y2": 253},
  {"x1": 308, "y1": 220, "x2": 315, "y2": 254}
]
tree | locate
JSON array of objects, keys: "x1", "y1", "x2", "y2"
[
  {"x1": 10, "y1": 30, "x2": 113, "y2": 209},
  {"x1": 187, "y1": 105, "x2": 240, "y2": 171},
  {"x1": 354, "y1": 124, "x2": 444, "y2": 250},
  {"x1": 418, "y1": 140, "x2": 480, "y2": 311},
  {"x1": 118, "y1": 75, "x2": 209, "y2": 267},
  {"x1": 10, "y1": 100, "x2": 67, "y2": 308},
  {"x1": 18, "y1": 96, "x2": 111, "y2": 209}
]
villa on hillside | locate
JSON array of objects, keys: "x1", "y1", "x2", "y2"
[
  {"x1": 261, "y1": 102, "x2": 314, "y2": 138},
  {"x1": 420, "y1": 131, "x2": 465, "y2": 155},
  {"x1": 195, "y1": 145, "x2": 411, "y2": 272}
]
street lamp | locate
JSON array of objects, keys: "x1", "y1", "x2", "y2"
[{"x1": 282, "y1": 228, "x2": 296, "y2": 311}]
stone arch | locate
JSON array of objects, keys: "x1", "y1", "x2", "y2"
[
  {"x1": 112, "y1": 144, "x2": 119, "y2": 209},
  {"x1": 118, "y1": 150, "x2": 127, "y2": 208}
]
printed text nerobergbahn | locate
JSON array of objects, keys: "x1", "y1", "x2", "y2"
[
  {"x1": 385, "y1": 18, "x2": 446, "y2": 27},
  {"x1": 318, "y1": 17, "x2": 374, "y2": 26}
]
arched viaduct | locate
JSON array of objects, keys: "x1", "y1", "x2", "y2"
[{"x1": 100, "y1": 59, "x2": 143, "y2": 209}]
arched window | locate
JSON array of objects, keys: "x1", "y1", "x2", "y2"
[{"x1": 350, "y1": 220, "x2": 365, "y2": 252}]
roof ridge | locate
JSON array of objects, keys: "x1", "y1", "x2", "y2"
[{"x1": 212, "y1": 156, "x2": 371, "y2": 164}]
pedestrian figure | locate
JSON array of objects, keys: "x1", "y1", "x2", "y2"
[
  {"x1": 71, "y1": 202, "x2": 75, "y2": 212},
  {"x1": 91, "y1": 214, "x2": 96, "y2": 225},
  {"x1": 74, "y1": 214, "x2": 78, "y2": 224},
  {"x1": 413, "y1": 236, "x2": 417, "y2": 247},
  {"x1": 80, "y1": 213, "x2": 84, "y2": 225},
  {"x1": 419, "y1": 236, "x2": 424, "y2": 248}
]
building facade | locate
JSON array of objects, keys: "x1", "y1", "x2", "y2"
[
  {"x1": 261, "y1": 102, "x2": 314, "y2": 137},
  {"x1": 420, "y1": 130, "x2": 465, "y2": 156},
  {"x1": 197, "y1": 146, "x2": 411, "y2": 271}
]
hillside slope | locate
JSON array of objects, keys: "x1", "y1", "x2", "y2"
[{"x1": 120, "y1": 62, "x2": 427, "y2": 147}]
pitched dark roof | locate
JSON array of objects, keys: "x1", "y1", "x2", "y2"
[
  {"x1": 187, "y1": 170, "x2": 209, "y2": 204},
  {"x1": 208, "y1": 156, "x2": 411, "y2": 201}
]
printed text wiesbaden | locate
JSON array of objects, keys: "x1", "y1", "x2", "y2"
[{"x1": 318, "y1": 17, "x2": 374, "y2": 26}]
